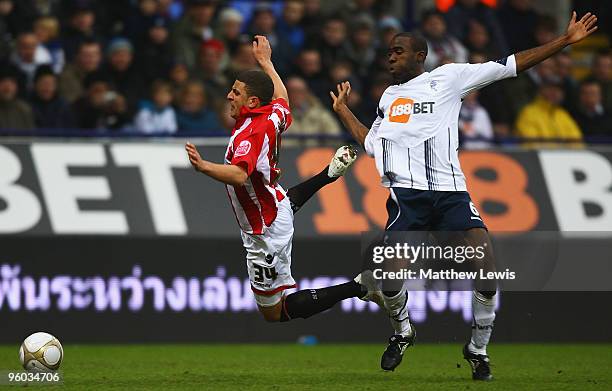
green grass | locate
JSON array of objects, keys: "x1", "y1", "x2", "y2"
[{"x1": 1, "y1": 344, "x2": 611, "y2": 390}]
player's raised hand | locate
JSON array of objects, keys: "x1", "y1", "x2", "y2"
[
  {"x1": 185, "y1": 142, "x2": 204, "y2": 172},
  {"x1": 329, "y1": 81, "x2": 352, "y2": 112},
  {"x1": 565, "y1": 11, "x2": 598, "y2": 45},
  {"x1": 252, "y1": 35, "x2": 272, "y2": 66}
]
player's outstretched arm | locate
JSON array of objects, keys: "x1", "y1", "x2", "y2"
[
  {"x1": 515, "y1": 11, "x2": 598, "y2": 73},
  {"x1": 330, "y1": 81, "x2": 369, "y2": 148},
  {"x1": 185, "y1": 143, "x2": 248, "y2": 186},
  {"x1": 252, "y1": 35, "x2": 289, "y2": 103}
]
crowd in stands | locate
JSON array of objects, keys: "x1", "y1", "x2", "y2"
[{"x1": 0, "y1": 0, "x2": 611, "y2": 146}]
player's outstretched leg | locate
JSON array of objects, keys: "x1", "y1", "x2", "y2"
[
  {"x1": 287, "y1": 145, "x2": 358, "y2": 214},
  {"x1": 380, "y1": 286, "x2": 416, "y2": 371},
  {"x1": 463, "y1": 290, "x2": 495, "y2": 381},
  {"x1": 256, "y1": 270, "x2": 382, "y2": 322}
]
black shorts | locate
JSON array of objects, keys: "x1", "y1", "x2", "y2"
[{"x1": 385, "y1": 188, "x2": 487, "y2": 232}]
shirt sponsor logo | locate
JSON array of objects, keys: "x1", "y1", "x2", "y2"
[
  {"x1": 234, "y1": 140, "x2": 251, "y2": 157},
  {"x1": 388, "y1": 98, "x2": 435, "y2": 123}
]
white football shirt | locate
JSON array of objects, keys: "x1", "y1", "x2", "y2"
[{"x1": 364, "y1": 55, "x2": 517, "y2": 191}]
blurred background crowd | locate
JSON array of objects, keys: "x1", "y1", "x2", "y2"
[{"x1": 0, "y1": 0, "x2": 610, "y2": 146}]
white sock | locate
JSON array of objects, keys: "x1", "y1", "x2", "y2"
[
  {"x1": 468, "y1": 290, "x2": 496, "y2": 356},
  {"x1": 383, "y1": 288, "x2": 412, "y2": 336}
]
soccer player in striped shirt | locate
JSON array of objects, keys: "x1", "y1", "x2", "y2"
[
  {"x1": 331, "y1": 12, "x2": 598, "y2": 379},
  {"x1": 186, "y1": 36, "x2": 383, "y2": 325}
]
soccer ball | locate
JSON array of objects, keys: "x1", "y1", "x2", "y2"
[{"x1": 19, "y1": 332, "x2": 63, "y2": 372}]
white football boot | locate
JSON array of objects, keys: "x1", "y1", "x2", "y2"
[{"x1": 328, "y1": 145, "x2": 358, "y2": 178}]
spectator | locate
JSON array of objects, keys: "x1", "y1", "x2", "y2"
[
  {"x1": 102, "y1": 37, "x2": 146, "y2": 113},
  {"x1": 277, "y1": 0, "x2": 306, "y2": 51},
  {"x1": 346, "y1": 15, "x2": 377, "y2": 78},
  {"x1": 420, "y1": 10, "x2": 468, "y2": 71},
  {"x1": 317, "y1": 16, "x2": 351, "y2": 71},
  {"x1": 216, "y1": 8, "x2": 244, "y2": 56},
  {"x1": 29, "y1": 65, "x2": 75, "y2": 128},
  {"x1": 168, "y1": 62, "x2": 190, "y2": 96},
  {"x1": 136, "y1": 16, "x2": 174, "y2": 84},
  {"x1": 301, "y1": 0, "x2": 324, "y2": 45},
  {"x1": 171, "y1": 0, "x2": 217, "y2": 70},
  {"x1": 445, "y1": 0, "x2": 508, "y2": 55},
  {"x1": 62, "y1": 5, "x2": 100, "y2": 62},
  {"x1": 194, "y1": 38, "x2": 229, "y2": 110},
  {"x1": 571, "y1": 80, "x2": 612, "y2": 137},
  {"x1": 464, "y1": 20, "x2": 499, "y2": 59},
  {"x1": 0, "y1": 0, "x2": 12, "y2": 63},
  {"x1": 124, "y1": 0, "x2": 161, "y2": 44},
  {"x1": 58, "y1": 39, "x2": 102, "y2": 103},
  {"x1": 176, "y1": 80, "x2": 224, "y2": 134},
  {"x1": 515, "y1": 81, "x2": 582, "y2": 142},
  {"x1": 459, "y1": 90, "x2": 494, "y2": 149},
  {"x1": 471, "y1": 52, "x2": 512, "y2": 137},
  {"x1": 225, "y1": 36, "x2": 258, "y2": 82},
  {"x1": 585, "y1": 50, "x2": 612, "y2": 113},
  {"x1": 292, "y1": 48, "x2": 328, "y2": 103},
  {"x1": 359, "y1": 72, "x2": 393, "y2": 125},
  {"x1": 555, "y1": 52, "x2": 578, "y2": 112},
  {"x1": 533, "y1": 15, "x2": 557, "y2": 46},
  {"x1": 248, "y1": 3, "x2": 293, "y2": 77},
  {"x1": 328, "y1": 61, "x2": 365, "y2": 122},
  {"x1": 498, "y1": 0, "x2": 540, "y2": 52},
  {"x1": 286, "y1": 76, "x2": 340, "y2": 136},
  {"x1": 10, "y1": 31, "x2": 52, "y2": 93},
  {"x1": 0, "y1": 64, "x2": 34, "y2": 130},
  {"x1": 157, "y1": 0, "x2": 183, "y2": 21},
  {"x1": 342, "y1": 0, "x2": 390, "y2": 21},
  {"x1": 371, "y1": 16, "x2": 403, "y2": 75},
  {"x1": 33, "y1": 16, "x2": 65, "y2": 73},
  {"x1": 72, "y1": 71, "x2": 130, "y2": 130},
  {"x1": 31, "y1": 0, "x2": 61, "y2": 17},
  {"x1": 93, "y1": 0, "x2": 129, "y2": 37},
  {"x1": 0, "y1": 0, "x2": 38, "y2": 38},
  {"x1": 134, "y1": 80, "x2": 177, "y2": 134},
  {"x1": 378, "y1": 16, "x2": 403, "y2": 48},
  {"x1": 504, "y1": 57, "x2": 559, "y2": 122}
]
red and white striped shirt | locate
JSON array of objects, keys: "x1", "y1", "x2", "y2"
[{"x1": 224, "y1": 98, "x2": 292, "y2": 234}]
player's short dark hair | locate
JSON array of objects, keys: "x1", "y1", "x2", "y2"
[
  {"x1": 236, "y1": 69, "x2": 274, "y2": 105},
  {"x1": 392, "y1": 32, "x2": 428, "y2": 58}
]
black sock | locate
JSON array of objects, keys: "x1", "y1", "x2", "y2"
[
  {"x1": 280, "y1": 281, "x2": 363, "y2": 322},
  {"x1": 287, "y1": 165, "x2": 338, "y2": 214}
]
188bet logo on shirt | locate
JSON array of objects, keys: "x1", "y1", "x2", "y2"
[{"x1": 389, "y1": 98, "x2": 435, "y2": 123}]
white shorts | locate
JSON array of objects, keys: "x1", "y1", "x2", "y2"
[{"x1": 241, "y1": 197, "x2": 296, "y2": 307}]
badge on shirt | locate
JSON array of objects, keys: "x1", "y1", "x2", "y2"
[{"x1": 234, "y1": 140, "x2": 251, "y2": 157}]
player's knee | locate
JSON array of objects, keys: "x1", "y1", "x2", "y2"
[{"x1": 477, "y1": 290, "x2": 497, "y2": 299}]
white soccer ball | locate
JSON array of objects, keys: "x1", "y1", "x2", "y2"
[{"x1": 19, "y1": 332, "x2": 63, "y2": 372}]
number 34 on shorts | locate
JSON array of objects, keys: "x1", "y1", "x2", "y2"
[{"x1": 252, "y1": 262, "x2": 278, "y2": 285}]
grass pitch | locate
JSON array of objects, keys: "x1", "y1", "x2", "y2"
[{"x1": 0, "y1": 344, "x2": 610, "y2": 390}]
